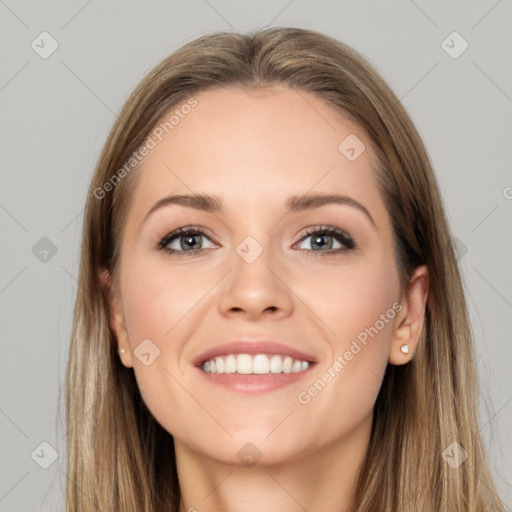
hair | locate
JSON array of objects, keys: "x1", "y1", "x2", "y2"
[{"x1": 65, "y1": 27, "x2": 506, "y2": 511}]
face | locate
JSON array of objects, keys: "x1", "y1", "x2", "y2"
[{"x1": 105, "y1": 85, "x2": 424, "y2": 466}]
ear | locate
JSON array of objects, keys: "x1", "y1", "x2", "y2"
[
  {"x1": 99, "y1": 268, "x2": 134, "y2": 368},
  {"x1": 389, "y1": 265, "x2": 429, "y2": 365}
]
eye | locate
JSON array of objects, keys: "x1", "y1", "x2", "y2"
[
  {"x1": 157, "y1": 226, "x2": 216, "y2": 257},
  {"x1": 294, "y1": 226, "x2": 356, "y2": 256},
  {"x1": 156, "y1": 225, "x2": 356, "y2": 258}
]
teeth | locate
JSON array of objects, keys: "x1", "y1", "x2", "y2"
[
  {"x1": 269, "y1": 355, "x2": 282, "y2": 373},
  {"x1": 201, "y1": 353, "x2": 310, "y2": 375},
  {"x1": 237, "y1": 354, "x2": 253, "y2": 374},
  {"x1": 215, "y1": 356, "x2": 224, "y2": 374},
  {"x1": 224, "y1": 354, "x2": 236, "y2": 373}
]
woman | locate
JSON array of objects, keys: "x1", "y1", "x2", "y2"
[{"x1": 65, "y1": 27, "x2": 506, "y2": 511}]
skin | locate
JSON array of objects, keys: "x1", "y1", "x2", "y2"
[{"x1": 101, "y1": 85, "x2": 428, "y2": 512}]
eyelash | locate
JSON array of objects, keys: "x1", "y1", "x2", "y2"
[{"x1": 156, "y1": 225, "x2": 356, "y2": 258}]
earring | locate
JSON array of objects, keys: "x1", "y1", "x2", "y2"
[
  {"x1": 400, "y1": 344, "x2": 409, "y2": 354},
  {"x1": 119, "y1": 348, "x2": 125, "y2": 355}
]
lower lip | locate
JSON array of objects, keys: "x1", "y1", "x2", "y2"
[{"x1": 196, "y1": 365, "x2": 316, "y2": 394}]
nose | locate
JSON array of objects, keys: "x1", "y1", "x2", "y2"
[{"x1": 217, "y1": 242, "x2": 294, "y2": 321}]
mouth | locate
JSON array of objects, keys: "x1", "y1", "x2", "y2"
[
  {"x1": 195, "y1": 350, "x2": 317, "y2": 394},
  {"x1": 199, "y1": 353, "x2": 311, "y2": 374}
]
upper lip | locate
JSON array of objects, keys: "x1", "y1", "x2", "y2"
[{"x1": 192, "y1": 339, "x2": 318, "y2": 367}]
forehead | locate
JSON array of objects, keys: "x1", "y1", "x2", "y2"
[{"x1": 126, "y1": 85, "x2": 385, "y2": 224}]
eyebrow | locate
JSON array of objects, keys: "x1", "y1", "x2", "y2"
[{"x1": 142, "y1": 193, "x2": 376, "y2": 228}]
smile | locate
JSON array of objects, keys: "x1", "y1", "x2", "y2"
[
  {"x1": 197, "y1": 353, "x2": 315, "y2": 394},
  {"x1": 201, "y1": 353, "x2": 310, "y2": 374}
]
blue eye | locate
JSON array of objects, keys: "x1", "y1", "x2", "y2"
[
  {"x1": 157, "y1": 226, "x2": 215, "y2": 257},
  {"x1": 295, "y1": 226, "x2": 356, "y2": 257},
  {"x1": 156, "y1": 225, "x2": 356, "y2": 258}
]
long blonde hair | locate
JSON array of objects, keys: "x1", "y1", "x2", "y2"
[{"x1": 66, "y1": 27, "x2": 506, "y2": 511}]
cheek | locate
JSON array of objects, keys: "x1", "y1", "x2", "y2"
[
  {"x1": 293, "y1": 257, "x2": 398, "y2": 418},
  {"x1": 300, "y1": 255, "x2": 398, "y2": 352},
  {"x1": 332, "y1": 274, "x2": 396, "y2": 351},
  {"x1": 117, "y1": 253, "x2": 215, "y2": 416},
  {"x1": 117, "y1": 256, "x2": 205, "y2": 434},
  {"x1": 120, "y1": 253, "x2": 210, "y2": 345}
]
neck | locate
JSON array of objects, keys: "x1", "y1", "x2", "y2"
[{"x1": 175, "y1": 413, "x2": 372, "y2": 512}]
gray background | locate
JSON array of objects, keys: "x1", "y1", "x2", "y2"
[{"x1": 1, "y1": 1, "x2": 511, "y2": 510}]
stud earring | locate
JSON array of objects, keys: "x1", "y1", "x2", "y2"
[
  {"x1": 400, "y1": 344, "x2": 409, "y2": 354},
  {"x1": 119, "y1": 348, "x2": 125, "y2": 355}
]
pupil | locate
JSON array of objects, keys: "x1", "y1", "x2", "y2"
[
  {"x1": 183, "y1": 235, "x2": 199, "y2": 250},
  {"x1": 313, "y1": 234, "x2": 331, "y2": 250}
]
